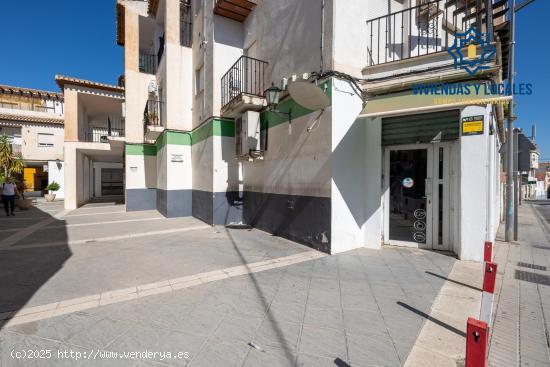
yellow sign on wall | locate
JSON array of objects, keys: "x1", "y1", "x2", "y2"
[{"x1": 462, "y1": 116, "x2": 484, "y2": 136}]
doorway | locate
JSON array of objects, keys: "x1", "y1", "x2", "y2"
[
  {"x1": 383, "y1": 143, "x2": 452, "y2": 250},
  {"x1": 101, "y1": 168, "x2": 124, "y2": 196}
]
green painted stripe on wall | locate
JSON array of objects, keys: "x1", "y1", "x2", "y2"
[
  {"x1": 125, "y1": 143, "x2": 157, "y2": 156},
  {"x1": 155, "y1": 130, "x2": 192, "y2": 151},
  {"x1": 192, "y1": 118, "x2": 235, "y2": 144},
  {"x1": 140, "y1": 78, "x2": 334, "y2": 150},
  {"x1": 212, "y1": 119, "x2": 235, "y2": 138}
]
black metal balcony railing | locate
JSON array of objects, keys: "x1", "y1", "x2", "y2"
[
  {"x1": 221, "y1": 56, "x2": 267, "y2": 109},
  {"x1": 139, "y1": 53, "x2": 157, "y2": 74},
  {"x1": 143, "y1": 100, "x2": 164, "y2": 131},
  {"x1": 84, "y1": 118, "x2": 125, "y2": 143},
  {"x1": 366, "y1": 0, "x2": 491, "y2": 66}
]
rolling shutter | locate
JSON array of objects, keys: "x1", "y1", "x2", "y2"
[{"x1": 382, "y1": 110, "x2": 460, "y2": 146}]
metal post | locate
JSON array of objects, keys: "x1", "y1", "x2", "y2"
[
  {"x1": 505, "y1": 0, "x2": 516, "y2": 242},
  {"x1": 514, "y1": 129, "x2": 519, "y2": 240}
]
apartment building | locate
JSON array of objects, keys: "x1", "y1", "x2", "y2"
[
  {"x1": 56, "y1": 76, "x2": 125, "y2": 209},
  {"x1": 113, "y1": 0, "x2": 510, "y2": 261},
  {"x1": 0, "y1": 84, "x2": 65, "y2": 198}
]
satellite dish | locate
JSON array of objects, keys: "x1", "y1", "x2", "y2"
[{"x1": 288, "y1": 81, "x2": 329, "y2": 110}]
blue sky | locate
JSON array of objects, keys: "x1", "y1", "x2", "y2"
[
  {"x1": 0, "y1": 1, "x2": 122, "y2": 90},
  {"x1": 0, "y1": 1, "x2": 548, "y2": 156},
  {"x1": 514, "y1": 0, "x2": 550, "y2": 159}
]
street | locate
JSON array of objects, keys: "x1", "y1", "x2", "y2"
[{"x1": 489, "y1": 200, "x2": 550, "y2": 366}]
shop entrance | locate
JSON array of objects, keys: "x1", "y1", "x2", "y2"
[{"x1": 384, "y1": 143, "x2": 452, "y2": 250}]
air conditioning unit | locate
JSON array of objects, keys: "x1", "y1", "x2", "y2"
[
  {"x1": 148, "y1": 80, "x2": 158, "y2": 94},
  {"x1": 235, "y1": 111, "x2": 262, "y2": 160}
]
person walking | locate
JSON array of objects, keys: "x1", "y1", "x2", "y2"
[{"x1": 2, "y1": 178, "x2": 18, "y2": 216}]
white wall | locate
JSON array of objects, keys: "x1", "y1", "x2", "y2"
[
  {"x1": 126, "y1": 153, "x2": 157, "y2": 190},
  {"x1": 458, "y1": 105, "x2": 492, "y2": 261},
  {"x1": 21, "y1": 124, "x2": 64, "y2": 162},
  {"x1": 47, "y1": 160, "x2": 64, "y2": 199},
  {"x1": 331, "y1": 77, "x2": 379, "y2": 254}
]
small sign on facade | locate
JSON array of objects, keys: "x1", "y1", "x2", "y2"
[
  {"x1": 171, "y1": 154, "x2": 184, "y2": 162},
  {"x1": 462, "y1": 115, "x2": 484, "y2": 136}
]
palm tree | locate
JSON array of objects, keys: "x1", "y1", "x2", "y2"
[{"x1": 0, "y1": 133, "x2": 26, "y2": 178}]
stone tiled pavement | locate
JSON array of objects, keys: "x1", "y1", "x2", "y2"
[
  {"x1": 489, "y1": 202, "x2": 550, "y2": 367},
  {"x1": 0, "y1": 200, "x2": 460, "y2": 366}
]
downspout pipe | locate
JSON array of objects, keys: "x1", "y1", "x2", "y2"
[
  {"x1": 320, "y1": 0, "x2": 325, "y2": 73},
  {"x1": 505, "y1": 0, "x2": 516, "y2": 242}
]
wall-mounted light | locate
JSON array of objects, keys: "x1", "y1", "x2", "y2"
[
  {"x1": 55, "y1": 158, "x2": 62, "y2": 170},
  {"x1": 265, "y1": 83, "x2": 292, "y2": 126}
]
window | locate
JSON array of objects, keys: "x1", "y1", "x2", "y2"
[{"x1": 38, "y1": 133, "x2": 54, "y2": 147}]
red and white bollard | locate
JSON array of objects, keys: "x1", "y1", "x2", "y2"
[
  {"x1": 480, "y1": 262, "x2": 497, "y2": 324},
  {"x1": 466, "y1": 317, "x2": 489, "y2": 367},
  {"x1": 484, "y1": 241, "x2": 493, "y2": 262}
]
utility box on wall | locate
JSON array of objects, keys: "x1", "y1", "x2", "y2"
[{"x1": 235, "y1": 111, "x2": 262, "y2": 159}]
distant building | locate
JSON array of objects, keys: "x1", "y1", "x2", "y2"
[
  {"x1": 55, "y1": 76, "x2": 125, "y2": 209},
  {"x1": 0, "y1": 84, "x2": 65, "y2": 198},
  {"x1": 535, "y1": 161, "x2": 550, "y2": 197},
  {"x1": 516, "y1": 129, "x2": 540, "y2": 199}
]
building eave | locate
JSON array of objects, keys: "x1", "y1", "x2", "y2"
[
  {"x1": 116, "y1": 3, "x2": 125, "y2": 46},
  {"x1": 148, "y1": 0, "x2": 160, "y2": 16},
  {"x1": 0, "y1": 112, "x2": 64, "y2": 126},
  {"x1": 0, "y1": 84, "x2": 64, "y2": 101},
  {"x1": 55, "y1": 75, "x2": 125, "y2": 94}
]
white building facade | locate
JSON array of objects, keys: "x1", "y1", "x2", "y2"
[
  {"x1": 115, "y1": 0, "x2": 509, "y2": 261},
  {"x1": 0, "y1": 85, "x2": 65, "y2": 198}
]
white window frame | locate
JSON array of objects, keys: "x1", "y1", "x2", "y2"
[{"x1": 37, "y1": 133, "x2": 55, "y2": 147}]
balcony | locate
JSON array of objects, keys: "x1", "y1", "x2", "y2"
[
  {"x1": 367, "y1": 0, "x2": 482, "y2": 66},
  {"x1": 84, "y1": 119, "x2": 125, "y2": 143},
  {"x1": 214, "y1": 0, "x2": 257, "y2": 23},
  {"x1": 0, "y1": 101, "x2": 59, "y2": 114},
  {"x1": 220, "y1": 56, "x2": 267, "y2": 117},
  {"x1": 139, "y1": 53, "x2": 157, "y2": 74},
  {"x1": 143, "y1": 99, "x2": 165, "y2": 141}
]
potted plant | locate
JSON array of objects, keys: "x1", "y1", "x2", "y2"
[
  {"x1": 45, "y1": 181, "x2": 60, "y2": 202},
  {"x1": 10, "y1": 178, "x2": 32, "y2": 210}
]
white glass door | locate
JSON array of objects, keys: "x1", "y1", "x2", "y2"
[{"x1": 384, "y1": 143, "x2": 451, "y2": 250}]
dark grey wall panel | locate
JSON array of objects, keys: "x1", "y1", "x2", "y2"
[
  {"x1": 213, "y1": 191, "x2": 243, "y2": 225},
  {"x1": 243, "y1": 191, "x2": 331, "y2": 253},
  {"x1": 157, "y1": 189, "x2": 192, "y2": 218},
  {"x1": 126, "y1": 189, "x2": 157, "y2": 211},
  {"x1": 192, "y1": 189, "x2": 213, "y2": 224}
]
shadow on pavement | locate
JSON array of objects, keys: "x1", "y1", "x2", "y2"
[
  {"x1": 0, "y1": 202, "x2": 69, "y2": 330},
  {"x1": 397, "y1": 301, "x2": 466, "y2": 338},
  {"x1": 224, "y1": 227, "x2": 298, "y2": 366},
  {"x1": 425, "y1": 271, "x2": 482, "y2": 292}
]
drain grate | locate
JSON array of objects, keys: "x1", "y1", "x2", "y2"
[
  {"x1": 515, "y1": 270, "x2": 550, "y2": 286},
  {"x1": 517, "y1": 262, "x2": 547, "y2": 271}
]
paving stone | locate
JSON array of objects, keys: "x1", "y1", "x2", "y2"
[
  {"x1": 298, "y1": 326, "x2": 347, "y2": 360},
  {"x1": 347, "y1": 331, "x2": 401, "y2": 367},
  {"x1": 243, "y1": 346, "x2": 297, "y2": 367},
  {"x1": 188, "y1": 340, "x2": 248, "y2": 367},
  {"x1": 253, "y1": 319, "x2": 302, "y2": 351}
]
